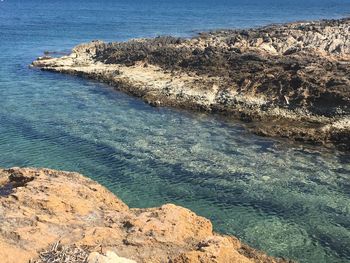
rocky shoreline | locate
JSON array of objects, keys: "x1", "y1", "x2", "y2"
[
  {"x1": 32, "y1": 18, "x2": 350, "y2": 150},
  {"x1": 0, "y1": 167, "x2": 290, "y2": 263}
]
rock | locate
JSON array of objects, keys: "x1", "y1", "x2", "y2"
[
  {"x1": 0, "y1": 167, "x2": 289, "y2": 263},
  {"x1": 327, "y1": 38, "x2": 344, "y2": 53},
  {"x1": 171, "y1": 236, "x2": 252, "y2": 263},
  {"x1": 88, "y1": 251, "x2": 137, "y2": 263},
  {"x1": 31, "y1": 18, "x2": 350, "y2": 150}
]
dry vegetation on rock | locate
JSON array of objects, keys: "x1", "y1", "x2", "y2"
[{"x1": 32, "y1": 18, "x2": 350, "y2": 149}]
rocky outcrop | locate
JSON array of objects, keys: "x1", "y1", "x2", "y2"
[
  {"x1": 32, "y1": 18, "x2": 350, "y2": 150},
  {"x1": 0, "y1": 167, "x2": 290, "y2": 263}
]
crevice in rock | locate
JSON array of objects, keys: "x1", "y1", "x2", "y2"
[{"x1": 0, "y1": 174, "x2": 34, "y2": 197}]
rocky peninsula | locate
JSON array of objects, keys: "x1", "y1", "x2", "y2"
[
  {"x1": 0, "y1": 167, "x2": 290, "y2": 263},
  {"x1": 32, "y1": 18, "x2": 350, "y2": 150}
]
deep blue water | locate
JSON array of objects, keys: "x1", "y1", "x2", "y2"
[{"x1": 1, "y1": 1, "x2": 350, "y2": 262}]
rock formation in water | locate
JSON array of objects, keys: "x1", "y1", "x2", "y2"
[
  {"x1": 0, "y1": 167, "x2": 290, "y2": 263},
  {"x1": 32, "y1": 18, "x2": 350, "y2": 150}
]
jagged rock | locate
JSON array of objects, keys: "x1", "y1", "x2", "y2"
[
  {"x1": 0, "y1": 167, "x2": 289, "y2": 263},
  {"x1": 31, "y1": 18, "x2": 350, "y2": 150}
]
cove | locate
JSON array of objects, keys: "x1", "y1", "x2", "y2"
[{"x1": 1, "y1": 0, "x2": 350, "y2": 262}]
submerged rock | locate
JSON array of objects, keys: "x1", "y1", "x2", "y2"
[
  {"x1": 32, "y1": 18, "x2": 350, "y2": 150},
  {"x1": 0, "y1": 167, "x2": 289, "y2": 263}
]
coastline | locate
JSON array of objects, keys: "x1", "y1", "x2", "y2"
[
  {"x1": 32, "y1": 18, "x2": 350, "y2": 150},
  {"x1": 0, "y1": 167, "x2": 290, "y2": 263}
]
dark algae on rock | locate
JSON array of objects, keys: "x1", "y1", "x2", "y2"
[{"x1": 32, "y1": 18, "x2": 350, "y2": 150}]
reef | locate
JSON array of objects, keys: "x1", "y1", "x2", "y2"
[{"x1": 32, "y1": 18, "x2": 350, "y2": 150}]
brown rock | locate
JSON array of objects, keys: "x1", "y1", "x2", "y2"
[{"x1": 0, "y1": 167, "x2": 289, "y2": 263}]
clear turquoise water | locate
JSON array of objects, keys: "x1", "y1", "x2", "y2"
[{"x1": 1, "y1": 0, "x2": 350, "y2": 262}]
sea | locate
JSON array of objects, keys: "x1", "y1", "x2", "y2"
[{"x1": 0, "y1": 0, "x2": 350, "y2": 262}]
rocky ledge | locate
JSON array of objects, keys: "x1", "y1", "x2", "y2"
[
  {"x1": 32, "y1": 18, "x2": 350, "y2": 150},
  {"x1": 0, "y1": 167, "x2": 290, "y2": 263}
]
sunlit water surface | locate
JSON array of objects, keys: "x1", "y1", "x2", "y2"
[{"x1": 0, "y1": 0, "x2": 350, "y2": 262}]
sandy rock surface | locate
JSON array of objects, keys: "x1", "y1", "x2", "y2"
[
  {"x1": 88, "y1": 251, "x2": 137, "y2": 263},
  {"x1": 0, "y1": 167, "x2": 289, "y2": 263}
]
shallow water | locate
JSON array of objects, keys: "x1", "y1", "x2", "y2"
[{"x1": 1, "y1": 0, "x2": 350, "y2": 262}]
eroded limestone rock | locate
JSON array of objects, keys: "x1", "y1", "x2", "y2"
[
  {"x1": 31, "y1": 18, "x2": 350, "y2": 150},
  {"x1": 0, "y1": 167, "x2": 289, "y2": 263},
  {"x1": 88, "y1": 251, "x2": 137, "y2": 263}
]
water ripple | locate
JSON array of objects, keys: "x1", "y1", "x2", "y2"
[{"x1": 1, "y1": 1, "x2": 350, "y2": 262}]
